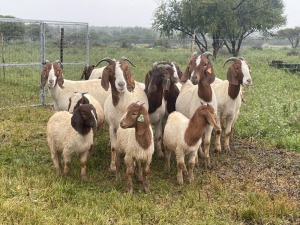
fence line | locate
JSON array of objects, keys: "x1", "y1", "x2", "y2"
[
  {"x1": 0, "y1": 18, "x2": 89, "y2": 108},
  {"x1": 0, "y1": 18, "x2": 298, "y2": 109}
]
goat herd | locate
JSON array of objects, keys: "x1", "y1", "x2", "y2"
[{"x1": 41, "y1": 52, "x2": 252, "y2": 193}]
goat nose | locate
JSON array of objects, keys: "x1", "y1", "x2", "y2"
[
  {"x1": 49, "y1": 79, "x2": 54, "y2": 83},
  {"x1": 247, "y1": 79, "x2": 252, "y2": 84},
  {"x1": 118, "y1": 81, "x2": 125, "y2": 87}
]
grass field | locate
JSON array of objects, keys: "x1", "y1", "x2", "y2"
[{"x1": 0, "y1": 45, "x2": 299, "y2": 224}]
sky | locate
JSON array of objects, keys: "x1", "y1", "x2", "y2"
[{"x1": 0, "y1": 0, "x2": 299, "y2": 28}]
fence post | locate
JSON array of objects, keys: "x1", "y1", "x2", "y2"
[
  {"x1": 60, "y1": 28, "x2": 64, "y2": 68},
  {"x1": 40, "y1": 22, "x2": 46, "y2": 106},
  {"x1": 86, "y1": 24, "x2": 90, "y2": 65},
  {"x1": 1, "y1": 33, "x2": 5, "y2": 80}
]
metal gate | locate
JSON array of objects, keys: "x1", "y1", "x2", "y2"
[{"x1": 0, "y1": 18, "x2": 89, "y2": 108}]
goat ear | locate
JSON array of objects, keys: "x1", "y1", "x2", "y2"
[
  {"x1": 144, "y1": 71, "x2": 150, "y2": 93},
  {"x1": 227, "y1": 65, "x2": 239, "y2": 85},
  {"x1": 180, "y1": 66, "x2": 191, "y2": 83},
  {"x1": 126, "y1": 72, "x2": 135, "y2": 92},
  {"x1": 101, "y1": 67, "x2": 110, "y2": 91},
  {"x1": 205, "y1": 64, "x2": 215, "y2": 84},
  {"x1": 136, "y1": 113, "x2": 149, "y2": 135},
  {"x1": 40, "y1": 67, "x2": 47, "y2": 89},
  {"x1": 202, "y1": 109, "x2": 220, "y2": 131},
  {"x1": 57, "y1": 69, "x2": 65, "y2": 89},
  {"x1": 71, "y1": 108, "x2": 83, "y2": 133}
]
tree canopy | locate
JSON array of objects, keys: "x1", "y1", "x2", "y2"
[
  {"x1": 277, "y1": 27, "x2": 300, "y2": 49},
  {"x1": 153, "y1": 0, "x2": 286, "y2": 57}
]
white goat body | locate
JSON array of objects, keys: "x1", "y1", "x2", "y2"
[
  {"x1": 47, "y1": 104, "x2": 97, "y2": 179},
  {"x1": 116, "y1": 103, "x2": 154, "y2": 193},
  {"x1": 164, "y1": 104, "x2": 220, "y2": 184},
  {"x1": 212, "y1": 57, "x2": 252, "y2": 152},
  {"x1": 99, "y1": 57, "x2": 149, "y2": 172},
  {"x1": 175, "y1": 52, "x2": 217, "y2": 169},
  {"x1": 40, "y1": 61, "x2": 109, "y2": 111}
]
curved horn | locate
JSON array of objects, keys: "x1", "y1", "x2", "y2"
[
  {"x1": 163, "y1": 64, "x2": 172, "y2": 69},
  {"x1": 120, "y1": 56, "x2": 136, "y2": 67},
  {"x1": 157, "y1": 61, "x2": 173, "y2": 67},
  {"x1": 224, "y1": 57, "x2": 239, "y2": 66},
  {"x1": 97, "y1": 57, "x2": 114, "y2": 65},
  {"x1": 202, "y1": 51, "x2": 214, "y2": 60}
]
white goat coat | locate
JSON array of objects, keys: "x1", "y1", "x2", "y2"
[
  {"x1": 117, "y1": 126, "x2": 154, "y2": 161},
  {"x1": 48, "y1": 79, "x2": 109, "y2": 111},
  {"x1": 163, "y1": 111, "x2": 202, "y2": 155},
  {"x1": 88, "y1": 67, "x2": 105, "y2": 79},
  {"x1": 47, "y1": 111, "x2": 94, "y2": 155},
  {"x1": 176, "y1": 80, "x2": 217, "y2": 117},
  {"x1": 104, "y1": 85, "x2": 149, "y2": 131},
  {"x1": 211, "y1": 80, "x2": 242, "y2": 126}
]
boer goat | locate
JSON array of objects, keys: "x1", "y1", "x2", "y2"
[
  {"x1": 99, "y1": 57, "x2": 149, "y2": 172},
  {"x1": 176, "y1": 52, "x2": 217, "y2": 169}
]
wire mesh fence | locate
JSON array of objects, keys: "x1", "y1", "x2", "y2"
[
  {"x1": 0, "y1": 18, "x2": 299, "y2": 109},
  {"x1": 0, "y1": 18, "x2": 89, "y2": 108}
]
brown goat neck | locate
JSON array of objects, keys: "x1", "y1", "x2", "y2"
[{"x1": 228, "y1": 83, "x2": 241, "y2": 100}]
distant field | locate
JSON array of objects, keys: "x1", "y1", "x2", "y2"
[{"x1": 0, "y1": 45, "x2": 299, "y2": 224}]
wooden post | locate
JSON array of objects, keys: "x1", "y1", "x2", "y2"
[
  {"x1": 60, "y1": 28, "x2": 64, "y2": 68},
  {"x1": 1, "y1": 33, "x2": 5, "y2": 80}
]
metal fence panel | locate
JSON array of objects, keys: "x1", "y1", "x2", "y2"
[{"x1": 0, "y1": 18, "x2": 89, "y2": 108}]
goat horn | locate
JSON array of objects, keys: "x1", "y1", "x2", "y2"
[
  {"x1": 224, "y1": 57, "x2": 239, "y2": 66},
  {"x1": 157, "y1": 61, "x2": 174, "y2": 67},
  {"x1": 120, "y1": 56, "x2": 136, "y2": 67},
  {"x1": 97, "y1": 57, "x2": 114, "y2": 65},
  {"x1": 202, "y1": 51, "x2": 214, "y2": 60}
]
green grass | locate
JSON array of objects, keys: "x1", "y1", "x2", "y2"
[{"x1": 0, "y1": 45, "x2": 300, "y2": 224}]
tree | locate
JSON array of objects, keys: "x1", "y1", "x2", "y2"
[
  {"x1": 220, "y1": 0, "x2": 286, "y2": 56},
  {"x1": 0, "y1": 15, "x2": 25, "y2": 41},
  {"x1": 153, "y1": 0, "x2": 210, "y2": 52},
  {"x1": 153, "y1": 0, "x2": 286, "y2": 57},
  {"x1": 277, "y1": 27, "x2": 300, "y2": 49}
]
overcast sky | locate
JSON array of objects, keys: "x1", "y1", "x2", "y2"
[{"x1": 0, "y1": 0, "x2": 299, "y2": 28}]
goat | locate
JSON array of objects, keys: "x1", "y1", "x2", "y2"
[
  {"x1": 99, "y1": 57, "x2": 149, "y2": 172},
  {"x1": 175, "y1": 52, "x2": 217, "y2": 169},
  {"x1": 68, "y1": 92, "x2": 105, "y2": 130},
  {"x1": 116, "y1": 102, "x2": 154, "y2": 193},
  {"x1": 163, "y1": 104, "x2": 220, "y2": 184},
  {"x1": 80, "y1": 59, "x2": 108, "y2": 80},
  {"x1": 40, "y1": 61, "x2": 109, "y2": 111},
  {"x1": 212, "y1": 57, "x2": 252, "y2": 152},
  {"x1": 46, "y1": 104, "x2": 98, "y2": 179},
  {"x1": 144, "y1": 63, "x2": 179, "y2": 158}
]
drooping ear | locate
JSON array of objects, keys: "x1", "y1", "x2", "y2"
[
  {"x1": 56, "y1": 67, "x2": 64, "y2": 89},
  {"x1": 126, "y1": 71, "x2": 135, "y2": 92},
  {"x1": 144, "y1": 71, "x2": 150, "y2": 93},
  {"x1": 40, "y1": 65, "x2": 48, "y2": 89},
  {"x1": 202, "y1": 108, "x2": 220, "y2": 131},
  {"x1": 101, "y1": 67, "x2": 110, "y2": 91},
  {"x1": 71, "y1": 108, "x2": 83, "y2": 133},
  {"x1": 227, "y1": 65, "x2": 239, "y2": 85},
  {"x1": 205, "y1": 63, "x2": 215, "y2": 84},
  {"x1": 180, "y1": 66, "x2": 191, "y2": 83}
]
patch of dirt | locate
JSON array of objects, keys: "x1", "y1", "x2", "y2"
[{"x1": 210, "y1": 139, "x2": 300, "y2": 202}]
